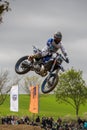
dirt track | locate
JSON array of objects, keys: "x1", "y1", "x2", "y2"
[{"x1": 0, "y1": 125, "x2": 42, "y2": 130}]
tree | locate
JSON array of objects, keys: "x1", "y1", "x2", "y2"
[
  {"x1": 0, "y1": 70, "x2": 9, "y2": 105},
  {"x1": 0, "y1": 69, "x2": 20, "y2": 105},
  {"x1": 55, "y1": 68, "x2": 87, "y2": 117},
  {"x1": 0, "y1": 0, "x2": 11, "y2": 23},
  {"x1": 20, "y1": 75, "x2": 41, "y2": 94}
]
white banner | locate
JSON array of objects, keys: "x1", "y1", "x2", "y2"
[{"x1": 10, "y1": 85, "x2": 19, "y2": 112}]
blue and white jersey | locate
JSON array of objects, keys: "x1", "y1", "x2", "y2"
[{"x1": 41, "y1": 38, "x2": 67, "y2": 57}]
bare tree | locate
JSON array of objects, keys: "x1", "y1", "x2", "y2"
[
  {"x1": 0, "y1": 70, "x2": 9, "y2": 104},
  {"x1": 20, "y1": 75, "x2": 41, "y2": 94},
  {"x1": 0, "y1": 69, "x2": 21, "y2": 105}
]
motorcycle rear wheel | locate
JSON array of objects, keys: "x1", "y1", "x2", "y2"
[
  {"x1": 15, "y1": 56, "x2": 31, "y2": 74},
  {"x1": 41, "y1": 73, "x2": 59, "y2": 93}
]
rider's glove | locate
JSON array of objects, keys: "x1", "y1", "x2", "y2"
[{"x1": 65, "y1": 57, "x2": 69, "y2": 63}]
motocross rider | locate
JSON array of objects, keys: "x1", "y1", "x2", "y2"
[{"x1": 28, "y1": 32, "x2": 69, "y2": 73}]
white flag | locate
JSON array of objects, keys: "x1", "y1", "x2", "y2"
[{"x1": 10, "y1": 85, "x2": 19, "y2": 112}]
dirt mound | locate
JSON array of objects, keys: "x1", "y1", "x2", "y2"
[{"x1": 0, "y1": 125, "x2": 42, "y2": 130}]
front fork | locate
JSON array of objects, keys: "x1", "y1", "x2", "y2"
[
  {"x1": 47, "y1": 63, "x2": 64, "y2": 82},
  {"x1": 47, "y1": 59, "x2": 57, "y2": 81}
]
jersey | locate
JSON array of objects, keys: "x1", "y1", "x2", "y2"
[{"x1": 41, "y1": 38, "x2": 67, "y2": 57}]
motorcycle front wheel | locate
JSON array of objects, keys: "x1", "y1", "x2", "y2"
[
  {"x1": 15, "y1": 56, "x2": 31, "y2": 74},
  {"x1": 41, "y1": 73, "x2": 59, "y2": 94}
]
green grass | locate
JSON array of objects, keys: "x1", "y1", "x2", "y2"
[{"x1": 0, "y1": 94, "x2": 87, "y2": 119}]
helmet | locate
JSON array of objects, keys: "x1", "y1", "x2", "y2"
[{"x1": 54, "y1": 32, "x2": 62, "y2": 40}]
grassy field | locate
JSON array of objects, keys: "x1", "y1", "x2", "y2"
[{"x1": 0, "y1": 94, "x2": 87, "y2": 119}]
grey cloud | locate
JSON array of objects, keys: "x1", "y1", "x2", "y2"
[{"x1": 0, "y1": 0, "x2": 87, "y2": 82}]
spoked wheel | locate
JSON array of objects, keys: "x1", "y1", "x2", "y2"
[
  {"x1": 15, "y1": 56, "x2": 31, "y2": 74},
  {"x1": 41, "y1": 73, "x2": 59, "y2": 93}
]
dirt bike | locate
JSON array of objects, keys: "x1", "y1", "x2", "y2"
[{"x1": 15, "y1": 46, "x2": 68, "y2": 93}]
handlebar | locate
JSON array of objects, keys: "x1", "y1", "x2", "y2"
[
  {"x1": 56, "y1": 53, "x2": 69, "y2": 63},
  {"x1": 33, "y1": 45, "x2": 41, "y2": 53}
]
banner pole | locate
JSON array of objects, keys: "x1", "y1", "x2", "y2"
[{"x1": 32, "y1": 113, "x2": 35, "y2": 123}]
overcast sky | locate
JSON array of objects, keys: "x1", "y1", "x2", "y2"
[{"x1": 0, "y1": 0, "x2": 87, "y2": 82}]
